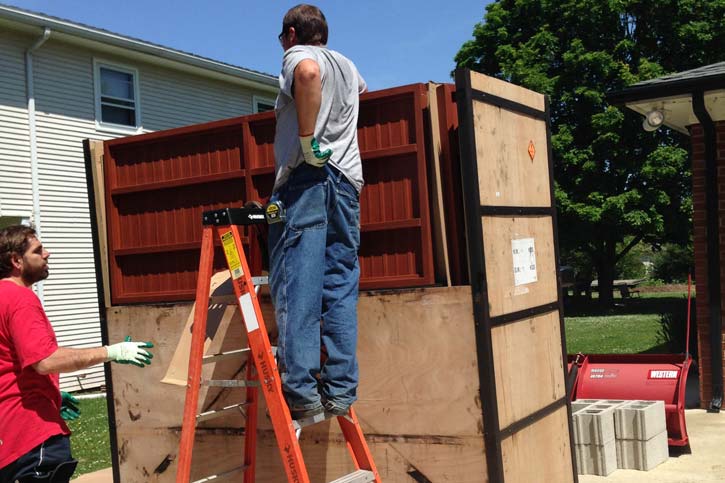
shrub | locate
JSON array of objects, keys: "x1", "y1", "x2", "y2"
[
  {"x1": 657, "y1": 297, "x2": 697, "y2": 358},
  {"x1": 652, "y1": 243, "x2": 693, "y2": 283}
]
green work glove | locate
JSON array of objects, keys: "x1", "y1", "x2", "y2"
[
  {"x1": 60, "y1": 391, "x2": 81, "y2": 421},
  {"x1": 106, "y1": 336, "x2": 154, "y2": 368},
  {"x1": 300, "y1": 134, "x2": 332, "y2": 167}
]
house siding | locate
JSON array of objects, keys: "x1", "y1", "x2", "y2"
[
  {"x1": 0, "y1": 27, "x2": 276, "y2": 391},
  {"x1": 691, "y1": 120, "x2": 725, "y2": 408},
  {"x1": 0, "y1": 29, "x2": 32, "y2": 218}
]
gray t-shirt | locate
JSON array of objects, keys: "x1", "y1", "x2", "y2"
[{"x1": 273, "y1": 45, "x2": 366, "y2": 193}]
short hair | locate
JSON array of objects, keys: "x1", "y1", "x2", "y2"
[
  {"x1": 0, "y1": 225, "x2": 37, "y2": 278},
  {"x1": 283, "y1": 4, "x2": 328, "y2": 46}
]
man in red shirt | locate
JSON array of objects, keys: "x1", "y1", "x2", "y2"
[{"x1": 0, "y1": 225, "x2": 153, "y2": 482}]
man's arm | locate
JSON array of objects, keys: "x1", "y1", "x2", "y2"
[
  {"x1": 293, "y1": 58, "x2": 332, "y2": 167},
  {"x1": 293, "y1": 58, "x2": 322, "y2": 135},
  {"x1": 33, "y1": 339, "x2": 154, "y2": 375},
  {"x1": 33, "y1": 346, "x2": 108, "y2": 375}
]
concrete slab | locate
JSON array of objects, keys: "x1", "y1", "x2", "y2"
[
  {"x1": 71, "y1": 467, "x2": 112, "y2": 482},
  {"x1": 580, "y1": 409, "x2": 725, "y2": 482}
]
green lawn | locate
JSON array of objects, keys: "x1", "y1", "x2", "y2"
[
  {"x1": 564, "y1": 291, "x2": 691, "y2": 354},
  {"x1": 67, "y1": 396, "x2": 112, "y2": 476}
]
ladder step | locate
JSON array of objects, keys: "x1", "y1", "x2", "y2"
[
  {"x1": 292, "y1": 409, "x2": 339, "y2": 430},
  {"x1": 191, "y1": 464, "x2": 247, "y2": 482},
  {"x1": 202, "y1": 348, "x2": 250, "y2": 363},
  {"x1": 209, "y1": 294, "x2": 238, "y2": 305},
  {"x1": 251, "y1": 276, "x2": 268, "y2": 286},
  {"x1": 196, "y1": 403, "x2": 248, "y2": 422},
  {"x1": 203, "y1": 379, "x2": 259, "y2": 388},
  {"x1": 207, "y1": 279, "x2": 265, "y2": 305},
  {"x1": 328, "y1": 469, "x2": 376, "y2": 483},
  {"x1": 202, "y1": 346, "x2": 276, "y2": 364}
]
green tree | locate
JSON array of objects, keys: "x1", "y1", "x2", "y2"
[{"x1": 455, "y1": 0, "x2": 724, "y2": 306}]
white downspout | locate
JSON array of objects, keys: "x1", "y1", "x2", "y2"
[{"x1": 26, "y1": 27, "x2": 51, "y2": 303}]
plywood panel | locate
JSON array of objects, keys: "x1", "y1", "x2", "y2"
[
  {"x1": 108, "y1": 286, "x2": 487, "y2": 481},
  {"x1": 354, "y1": 286, "x2": 482, "y2": 437},
  {"x1": 500, "y1": 406, "x2": 574, "y2": 483},
  {"x1": 473, "y1": 102, "x2": 550, "y2": 207},
  {"x1": 116, "y1": 427, "x2": 486, "y2": 483},
  {"x1": 491, "y1": 312, "x2": 565, "y2": 428},
  {"x1": 482, "y1": 216, "x2": 558, "y2": 317},
  {"x1": 469, "y1": 73, "x2": 545, "y2": 112},
  {"x1": 426, "y1": 82, "x2": 452, "y2": 286},
  {"x1": 87, "y1": 139, "x2": 111, "y2": 309}
]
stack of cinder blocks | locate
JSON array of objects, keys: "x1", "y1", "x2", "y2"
[{"x1": 571, "y1": 399, "x2": 669, "y2": 475}]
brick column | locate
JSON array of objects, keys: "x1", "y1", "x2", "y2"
[{"x1": 692, "y1": 120, "x2": 725, "y2": 408}]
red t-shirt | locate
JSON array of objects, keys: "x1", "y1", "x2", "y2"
[{"x1": 0, "y1": 280, "x2": 70, "y2": 469}]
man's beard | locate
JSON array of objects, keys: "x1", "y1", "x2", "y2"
[{"x1": 22, "y1": 264, "x2": 49, "y2": 285}]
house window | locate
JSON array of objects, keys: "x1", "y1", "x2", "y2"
[
  {"x1": 95, "y1": 62, "x2": 140, "y2": 129},
  {"x1": 0, "y1": 216, "x2": 30, "y2": 229},
  {"x1": 254, "y1": 96, "x2": 276, "y2": 113}
]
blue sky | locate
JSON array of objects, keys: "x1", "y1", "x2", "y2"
[{"x1": 2, "y1": 1, "x2": 493, "y2": 90}]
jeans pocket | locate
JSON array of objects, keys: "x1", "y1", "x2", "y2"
[{"x1": 285, "y1": 182, "x2": 327, "y2": 232}]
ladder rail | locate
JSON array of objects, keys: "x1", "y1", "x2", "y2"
[
  {"x1": 176, "y1": 226, "x2": 215, "y2": 483},
  {"x1": 215, "y1": 224, "x2": 310, "y2": 483}
]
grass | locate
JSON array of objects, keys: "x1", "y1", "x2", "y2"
[
  {"x1": 66, "y1": 396, "x2": 112, "y2": 476},
  {"x1": 564, "y1": 291, "x2": 691, "y2": 354}
]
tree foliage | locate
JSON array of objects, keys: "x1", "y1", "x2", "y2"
[{"x1": 455, "y1": 0, "x2": 724, "y2": 306}]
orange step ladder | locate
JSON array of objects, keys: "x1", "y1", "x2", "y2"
[{"x1": 176, "y1": 206, "x2": 381, "y2": 483}]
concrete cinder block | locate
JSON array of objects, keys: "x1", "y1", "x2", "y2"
[
  {"x1": 571, "y1": 401, "x2": 593, "y2": 413},
  {"x1": 616, "y1": 430, "x2": 669, "y2": 471},
  {"x1": 575, "y1": 440, "x2": 617, "y2": 476},
  {"x1": 572, "y1": 403, "x2": 618, "y2": 444},
  {"x1": 614, "y1": 400, "x2": 667, "y2": 441}
]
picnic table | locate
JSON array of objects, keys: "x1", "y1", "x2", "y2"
[{"x1": 590, "y1": 278, "x2": 646, "y2": 298}]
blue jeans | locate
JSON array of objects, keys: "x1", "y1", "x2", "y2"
[{"x1": 268, "y1": 163, "x2": 361, "y2": 412}]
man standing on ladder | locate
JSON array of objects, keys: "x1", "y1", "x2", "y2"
[
  {"x1": 269, "y1": 4, "x2": 367, "y2": 420},
  {"x1": 0, "y1": 225, "x2": 154, "y2": 482}
]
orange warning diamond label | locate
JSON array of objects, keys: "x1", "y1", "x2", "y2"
[{"x1": 528, "y1": 141, "x2": 536, "y2": 161}]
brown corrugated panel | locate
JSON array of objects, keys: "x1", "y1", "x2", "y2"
[
  {"x1": 104, "y1": 84, "x2": 435, "y2": 304},
  {"x1": 436, "y1": 83, "x2": 468, "y2": 285}
]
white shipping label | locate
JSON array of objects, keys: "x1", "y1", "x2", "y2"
[
  {"x1": 512, "y1": 238, "x2": 537, "y2": 286},
  {"x1": 239, "y1": 293, "x2": 260, "y2": 333}
]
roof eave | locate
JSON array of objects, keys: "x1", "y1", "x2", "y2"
[
  {"x1": 608, "y1": 74, "x2": 725, "y2": 105},
  {"x1": 0, "y1": 4, "x2": 278, "y2": 93}
]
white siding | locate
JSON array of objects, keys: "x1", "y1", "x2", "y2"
[
  {"x1": 0, "y1": 30, "x2": 276, "y2": 391},
  {"x1": 0, "y1": 30, "x2": 32, "y2": 217}
]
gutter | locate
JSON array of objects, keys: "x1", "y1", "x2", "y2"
[
  {"x1": 692, "y1": 90, "x2": 723, "y2": 413},
  {"x1": 608, "y1": 74, "x2": 725, "y2": 105},
  {"x1": 26, "y1": 26, "x2": 51, "y2": 304}
]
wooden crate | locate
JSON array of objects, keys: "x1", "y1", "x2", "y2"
[
  {"x1": 92, "y1": 72, "x2": 575, "y2": 482},
  {"x1": 453, "y1": 68, "x2": 576, "y2": 482}
]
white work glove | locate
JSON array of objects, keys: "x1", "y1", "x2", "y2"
[
  {"x1": 300, "y1": 134, "x2": 332, "y2": 167},
  {"x1": 106, "y1": 336, "x2": 154, "y2": 367}
]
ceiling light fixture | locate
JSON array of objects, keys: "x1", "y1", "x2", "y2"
[{"x1": 642, "y1": 109, "x2": 665, "y2": 132}]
